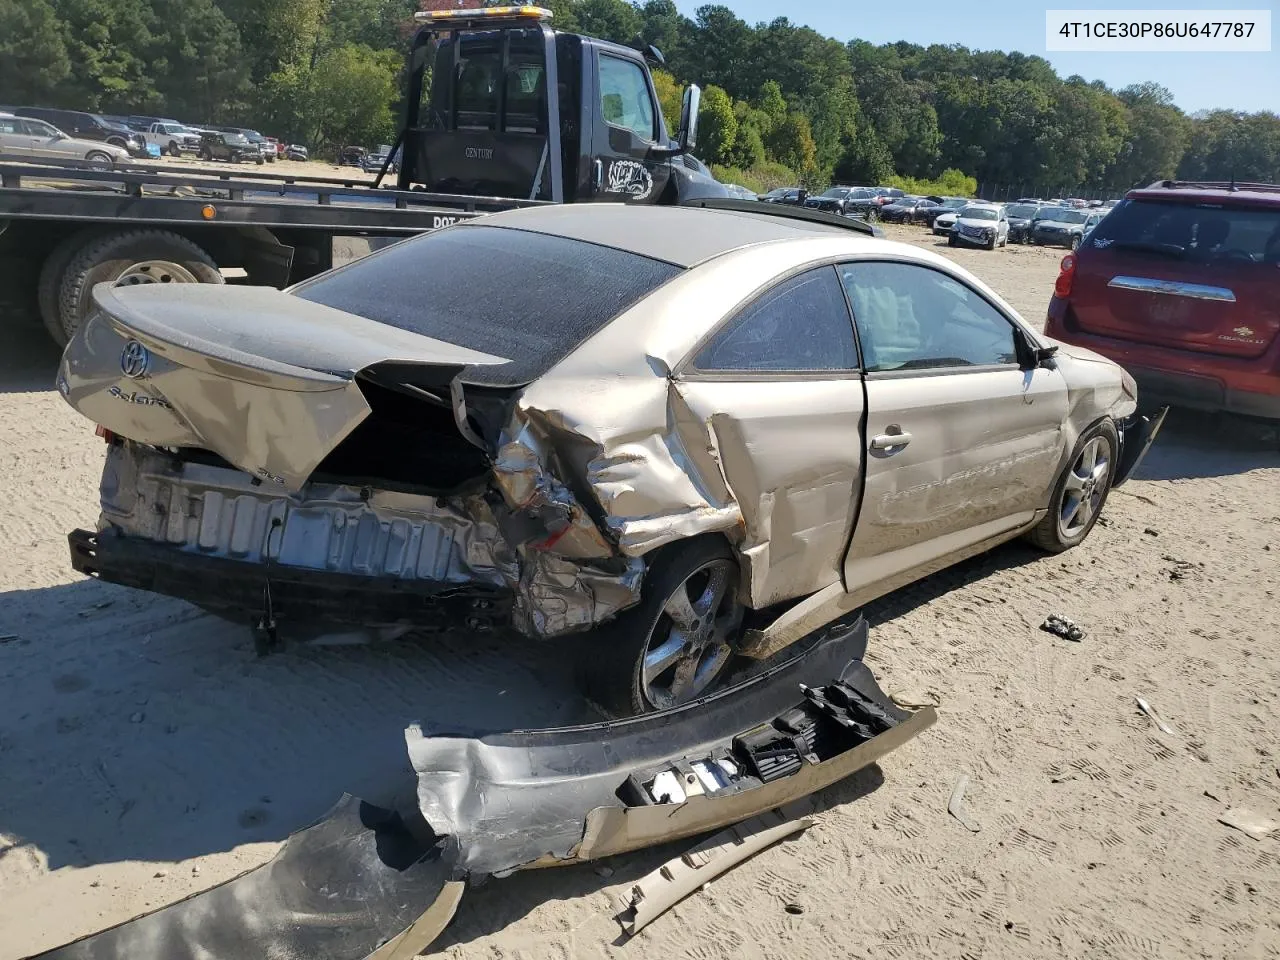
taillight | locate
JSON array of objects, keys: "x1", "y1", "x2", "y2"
[
  {"x1": 95, "y1": 424, "x2": 116, "y2": 443},
  {"x1": 1054, "y1": 254, "x2": 1076, "y2": 298}
]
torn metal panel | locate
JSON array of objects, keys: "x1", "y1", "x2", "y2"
[
  {"x1": 406, "y1": 615, "x2": 935, "y2": 878},
  {"x1": 23, "y1": 795, "x2": 462, "y2": 960}
]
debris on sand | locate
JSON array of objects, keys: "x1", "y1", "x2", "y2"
[
  {"x1": 1135, "y1": 697, "x2": 1175, "y2": 736},
  {"x1": 1218, "y1": 808, "x2": 1277, "y2": 841},
  {"x1": 1040, "y1": 614, "x2": 1084, "y2": 642},
  {"x1": 948, "y1": 775, "x2": 981, "y2": 833}
]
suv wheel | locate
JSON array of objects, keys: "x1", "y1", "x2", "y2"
[{"x1": 1070, "y1": 235, "x2": 1081, "y2": 251}]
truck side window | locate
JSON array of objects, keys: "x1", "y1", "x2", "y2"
[{"x1": 599, "y1": 55, "x2": 655, "y2": 142}]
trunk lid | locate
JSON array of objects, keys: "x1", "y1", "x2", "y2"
[
  {"x1": 59, "y1": 283, "x2": 509, "y2": 492},
  {"x1": 1071, "y1": 195, "x2": 1280, "y2": 359}
]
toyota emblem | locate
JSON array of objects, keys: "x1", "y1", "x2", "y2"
[{"x1": 120, "y1": 339, "x2": 151, "y2": 379}]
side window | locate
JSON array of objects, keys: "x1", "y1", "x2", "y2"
[
  {"x1": 694, "y1": 267, "x2": 857, "y2": 372},
  {"x1": 599, "y1": 55, "x2": 656, "y2": 142},
  {"x1": 0, "y1": 117, "x2": 19, "y2": 134},
  {"x1": 840, "y1": 261, "x2": 1019, "y2": 373},
  {"x1": 23, "y1": 120, "x2": 58, "y2": 137}
]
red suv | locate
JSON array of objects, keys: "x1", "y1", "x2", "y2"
[{"x1": 1046, "y1": 181, "x2": 1280, "y2": 419}]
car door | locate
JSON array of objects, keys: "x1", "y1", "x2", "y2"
[
  {"x1": 838, "y1": 259, "x2": 1069, "y2": 595},
  {"x1": 587, "y1": 49, "x2": 671, "y2": 205},
  {"x1": 673, "y1": 266, "x2": 865, "y2": 608},
  {"x1": 16, "y1": 118, "x2": 66, "y2": 159},
  {"x1": 0, "y1": 115, "x2": 36, "y2": 159}
]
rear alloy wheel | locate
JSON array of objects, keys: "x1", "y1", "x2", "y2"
[
  {"x1": 579, "y1": 539, "x2": 744, "y2": 717},
  {"x1": 1025, "y1": 420, "x2": 1118, "y2": 553},
  {"x1": 56, "y1": 229, "x2": 222, "y2": 342}
]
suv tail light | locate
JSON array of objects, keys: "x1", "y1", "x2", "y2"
[{"x1": 1054, "y1": 254, "x2": 1076, "y2": 298}]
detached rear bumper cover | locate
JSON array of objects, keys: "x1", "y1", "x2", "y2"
[
  {"x1": 26, "y1": 616, "x2": 932, "y2": 958},
  {"x1": 24, "y1": 795, "x2": 463, "y2": 960},
  {"x1": 406, "y1": 615, "x2": 935, "y2": 878}
]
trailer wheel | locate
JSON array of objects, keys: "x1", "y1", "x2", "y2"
[
  {"x1": 38, "y1": 228, "x2": 105, "y2": 347},
  {"x1": 57, "y1": 230, "x2": 222, "y2": 341}
]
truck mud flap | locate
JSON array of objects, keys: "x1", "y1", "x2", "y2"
[
  {"x1": 407, "y1": 614, "x2": 936, "y2": 877},
  {"x1": 22, "y1": 795, "x2": 463, "y2": 960}
]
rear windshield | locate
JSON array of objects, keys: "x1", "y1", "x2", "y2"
[
  {"x1": 292, "y1": 225, "x2": 682, "y2": 386},
  {"x1": 1090, "y1": 198, "x2": 1280, "y2": 262}
]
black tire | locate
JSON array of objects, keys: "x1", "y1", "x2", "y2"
[
  {"x1": 866, "y1": 207, "x2": 879, "y2": 222},
  {"x1": 198, "y1": 148, "x2": 212, "y2": 161},
  {"x1": 85, "y1": 150, "x2": 113, "y2": 171},
  {"x1": 1070, "y1": 235, "x2": 1081, "y2": 251},
  {"x1": 948, "y1": 234, "x2": 957, "y2": 246},
  {"x1": 577, "y1": 538, "x2": 744, "y2": 718},
  {"x1": 167, "y1": 141, "x2": 180, "y2": 157},
  {"x1": 57, "y1": 230, "x2": 222, "y2": 342},
  {"x1": 986, "y1": 235, "x2": 997, "y2": 250},
  {"x1": 1025, "y1": 419, "x2": 1119, "y2": 553},
  {"x1": 37, "y1": 227, "x2": 104, "y2": 348}
]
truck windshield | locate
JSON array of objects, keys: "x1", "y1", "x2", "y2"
[{"x1": 292, "y1": 225, "x2": 682, "y2": 386}]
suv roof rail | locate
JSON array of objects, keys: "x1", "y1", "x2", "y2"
[
  {"x1": 1144, "y1": 179, "x2": 1280, "y2": 194},
  {"x1": 680, "y1": 197, "x2": 877, "y2": 236}
]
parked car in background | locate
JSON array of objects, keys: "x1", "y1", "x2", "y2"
[
  {"x1": 208, "y1": 126, "x2": 275, "y2": 162},
  {"x1": 196, "y1": 130, "x2": 265, "y2": 164},
  {"x1": 723, "y1": 183, "x2": 757, "y2": 200},
  {"x1": 1047, "y1": 180, "x2": 1280, "y2": 419},
  {"x1": 0, "y1": 112, "x2": 129, "y2": 169},
  {"x1": 264, "y1": 136, "x2": 282, "y2": 158},
  {"x1": 285, "y1": 144, "x2": 309, "y2": 161},
  {"x1": 1005, "y1": 203, "x2": 1045, "y2": 243},
  {"x1": 761, "y1": 186, "x2": 807, "y2": 205},
  {"x1": 805, "y1": 186, "x2": 876, "y2": 217},
  {"x1": 932, "y1": 209, "x2": 960, "y2": 236},
  {"x1": 921, "y1": 197, "x2": 968, "y2": 230},
  {"x1": 878, "y1": 196, "x2": 941, "y2": 224},
  {"x1": 129, "y1": 119, "x2": 201, "y2": 156},
  {"x1": 362, "y1": 151, "x2": 389, "y2": 173},
  {"x1": 59, "y1": 203, "x2": 1158, "y2": 716},
  {"x1": 339, "y1": 145, "x2": 367, "y2": 167},
  {"x1": 1032, "y1": 208, "x2": 1102, "y2": 250},
  {"x1": 13, "y1": 108, "x2": 148, "y2": 158},
  {"x1": 949, "y1": 203, "x2": 1009, "y2": 249}
]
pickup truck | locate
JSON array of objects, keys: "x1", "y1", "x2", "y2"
[
  {"x1": 128, "y1": 119, "x2": 203, "y2": 157},
  {"x1": 0, "y1": 5, "x2": 731, "y2": 347}
]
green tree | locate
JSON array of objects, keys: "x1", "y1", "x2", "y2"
[
  {"x1": 0, "y1": 0, "x2": 70, "y2": 104},
  {"x1": 650, "y1": 68, "x2": 683, "y2": 136},
  {"x1": 766, "y1": 112, "x2": 817, "y2": 178},
  {"x1": 50, "y1": 0, "x2": 158, "y2": 110},
  {"x1": 573, "y1": 0, "x2": 641, "y2": 45},
  {"x1": 1107, "y1": 83, "x2": 1189, "y2": 189},
  {"x1": 148, "y1": 0, "x2": 248, "y2": 120},
  {"x1": 695, "y1": 83, "x2": 737, "y2": 164}
]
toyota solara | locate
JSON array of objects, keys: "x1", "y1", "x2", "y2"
[{"x1": 58, "y1": 202, "x2": 1163, "y2": 715}]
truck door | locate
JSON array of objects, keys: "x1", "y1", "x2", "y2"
[{"x1": 586, "y1": 49, "x2": 671, "y2": 204}]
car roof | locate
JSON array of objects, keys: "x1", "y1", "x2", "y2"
[
  {"x1": 470, "y1": 204, "x2": 879, "y2": 268},
  {"x1": 1127, "y1": 181, "x2": 1280, "y2": 209}
]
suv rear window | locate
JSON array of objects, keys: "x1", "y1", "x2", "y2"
[
  {"x1": 1090, "y1": 198, "x2": 1280, "y2": 262},
  {"x1": 292, "y1": 225, "x2": 682, "y2": 386}
]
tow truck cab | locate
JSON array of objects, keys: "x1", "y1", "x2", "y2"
[{"x1": 395, "y1": 5, "x2": 726, "y2": 205}]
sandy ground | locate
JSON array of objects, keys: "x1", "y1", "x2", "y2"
[{"x1": 1, "y1": 221, "x2": 1278, "y2": 958}]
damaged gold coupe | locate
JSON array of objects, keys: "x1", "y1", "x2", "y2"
[{"x1": 59, "y1": 202, "x2": 1163, "y2": 715}]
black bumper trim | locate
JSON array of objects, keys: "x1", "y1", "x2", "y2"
[
  {"x1": 1114, "y1": 406, "x2": 1168, "y2": 486},
  {"x1": 68, "y1": 529, "x2": 513, "y2": 629}
]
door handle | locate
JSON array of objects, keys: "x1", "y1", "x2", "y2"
[
  {"x1": 870, "y1": 430, "x2": 912, "y2": 450},
  {"x1": 593, "y1": 158, "x2": 603, "y2": 191}
]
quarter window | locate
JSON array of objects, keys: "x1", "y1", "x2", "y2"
[
  {"x1": 694, "y1": 267, "x2": 858, "y2": 372},
  {"x1": 839, "y1": 261, "x2": 1018, "y2": 372},
  {"x1": 599, "y1": 55, "x2": 656, "y2": 142}
]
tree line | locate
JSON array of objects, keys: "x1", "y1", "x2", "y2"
[{"x1": 1, "y1": 0, "x2": 1276, "y2": 193}]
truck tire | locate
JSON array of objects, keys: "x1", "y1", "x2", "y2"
[
  {"x1": 57, "y1": 230, "x2": 222, "y2": 342},
  {"x1": 167, "y1": 141, "x2": 181, "y2": 157},
  {"x1": 38, "y1": 228, "x2": 104, "y2": 347},
  {"x1": 577, "y1": 537, "x2": 743, "y2": 718}
]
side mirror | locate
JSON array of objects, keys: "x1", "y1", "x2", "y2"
[{"x1": 677, "y1": 84, "x2": 701, "y2": 153}]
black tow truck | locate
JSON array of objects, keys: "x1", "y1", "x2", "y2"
[{"x1": 0, "y1": 5, "x2": 728, "y2": 347}]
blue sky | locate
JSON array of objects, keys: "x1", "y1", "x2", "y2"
[{"x1": 671, "y1": 0, "x2": 1279, "y2": 113}]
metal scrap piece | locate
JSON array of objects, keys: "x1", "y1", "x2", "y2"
[
  {"x1": 1135, "y1": 696, "x2": 1176, "y2": 736},
  {"x1": 948, "y1": 774, "x2": 981, "y2": 833},
  {"x1": 23, "y1": 795, "x2": 462, "y2": 960},
  {"x1": 615, "y1": 809, "x2": 813, "y2": 936}
]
